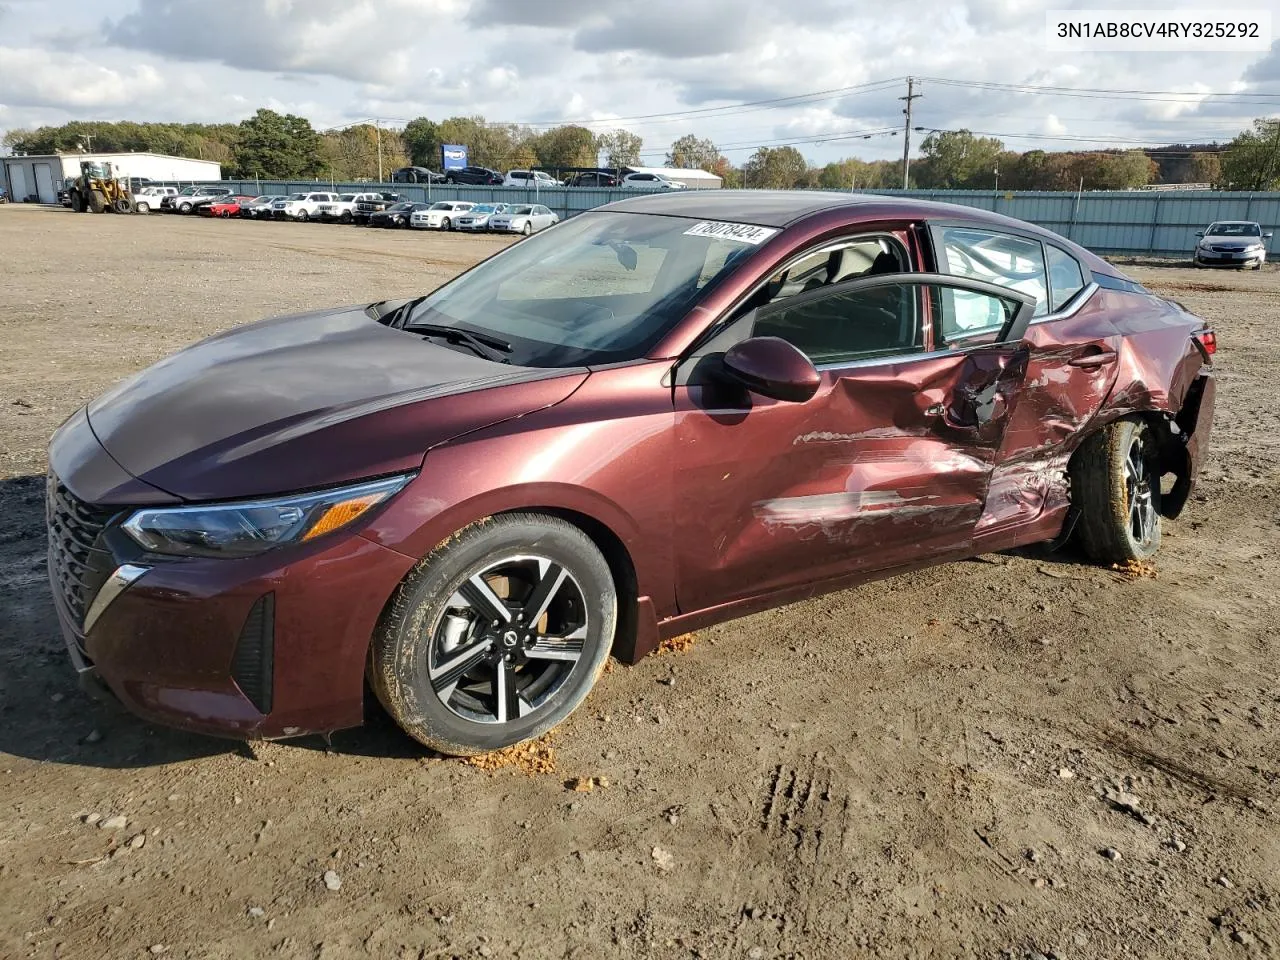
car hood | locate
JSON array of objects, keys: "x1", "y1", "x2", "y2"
[
  {"x1": 1203, "y1": 236, "x2": 1261, "y2": 246},
  {"x1": 86, "y1": 306, "x2": 588, "y2": 501}
]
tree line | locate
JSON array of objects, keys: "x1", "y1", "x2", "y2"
[{"x1": 6, "y1": 109, "x2": 1279, "y2": 191}]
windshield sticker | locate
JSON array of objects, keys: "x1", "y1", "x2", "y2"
[{"x1": 683, "y1": 221, "x2": 779, "y2": 245}]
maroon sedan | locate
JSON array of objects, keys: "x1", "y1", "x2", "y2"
[{"x1": 47, "y1": 192, "x2": 1215, "y2": 754}]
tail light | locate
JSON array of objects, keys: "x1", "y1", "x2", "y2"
[{"x1": 1194, "y1": 329, "x2": 1217, "y2": 358}]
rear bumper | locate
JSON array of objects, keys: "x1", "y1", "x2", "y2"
[{"x1": 1163, "y1": 372, "x2": 1216, "y2": 518}]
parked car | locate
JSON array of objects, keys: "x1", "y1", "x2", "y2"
[
  {"x1": 316, "y1": 193, "x2": 378, "y2": 223},
  {"x1": 487, "y1": 204, "x2": 558, "y2": 235},
  {"x1": 242, "y1": 196, "x2": 284, "y2": 219},
  {"x1": 354, "y1": 192, "x2": 403, "y2": 224},
  {"x1": 132, "y1": 186, "x2": 178, "y2": 215},
  {"x1": 443, "y1": 166, "x2": 503, "y2": 185},
  {"x1": 1193, "y1": 220, "x2": 1271, "y2": 269},
  {"x1": 271, "y1": 192, "x2": 341, "y2": 221},
  {"x1": 163, "y1": 186, "x2": 232, "y2": 214},
  {"x1": 369, "y1": 202, "x2": 429, "y2": 228},
  {"x1": 620, "y1": 171, "x2": 686, "y2": 190},
  {"x1": 565, "y1": 170, "x2": 620, "y2": 187},
  {"x1": 126, "y1": 177, "x2": 158, "y2": 194},
  {"x1": 410, "y1": 200, "x2": 475, "y2": 230},
  {"x1": 392, "y1": 166, "x2": 445, "y2": 184},
  {"x1": 44, "y1": 192, "x2": 1216, "y2": 756},
  {"x1": 200, "y1": 195, "x2": 258, "y2": 218},
  {"x1": 503, "y1": 170, "x2": 559, "y2": 189},
  {"x1": 453, "y1": 203, "x2": 509, "y2": 231}
]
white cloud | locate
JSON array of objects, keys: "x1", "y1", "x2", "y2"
[{"x1": 1, "y1": 0, "x2": 1278, "y2": 164}]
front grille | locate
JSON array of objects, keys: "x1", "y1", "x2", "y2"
[
  {"x1": 1211, "y1": 245, "x2": 1244, "y2": 253},
  {"x1": 46, "y1": 475, "x2": 118, "y2": 631},
  {"x1": 231, "y1": 594, "x2": 275, "y2": 714}
]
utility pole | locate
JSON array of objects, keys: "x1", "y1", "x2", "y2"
[
  {"x1": 375, "y1": 119, "x2": 384, "y2": 183},
  {"x1": 900, "y1": 77, "x2": 921, "y2": 190}
]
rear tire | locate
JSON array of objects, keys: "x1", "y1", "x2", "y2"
[
  {"x1": 367, "y1": 513, "x2": 617, "y2": 755},
  {"x1": 70, "y1": 192, "x2": 84, "y2": 213},
  {"x1": 1070, "y1": 418, "x2": 1162, "y2": 564}
]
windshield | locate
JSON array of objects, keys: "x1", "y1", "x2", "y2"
[
  {"x1": 511, "y1": 206, "x2": 534, "y2": 215},
  {"x1": 470, "y1": 204, "x2": 497, "y2": 214},
  {"x1": 399, "y1": 211, "x2": 759, "y2": 367},
  {"x1": 429, "y1": 202, "x2": 454, "y2": 210},
  {"x1": 286, "y1": 193, "x2": 306, "y2": 201},
  {"x1": 1207, "y1": 222, "x2": 1261, "y2": 237},
  {"x1": 339, "y1": 194, "x2": 356, "y2": 201}
]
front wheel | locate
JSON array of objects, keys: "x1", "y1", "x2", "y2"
[
  {"x1": 135, "y1": 201, "x2": 150, "y2": 214},
  {"x1": 177, "y1": 202, "x2": 192, "y2": 214},
  {"x1": 297, "y1": 209, "x2": 309, "y2": 221},
  {"x1": 367, "y1": 514, "x2": 617, "y2": 755},
  {"x1": 522, "y1": 221, "x2": 533, "y2": 236},
  {"x1": 441, "y1": 217, "x2": 451, "y2": 231},
  {"x1": 1071, "y1": 418, "x2": 1162, "y2": 564},
  {"x1": 340, "y1": 211, "x2": 353, "y2": 224}
]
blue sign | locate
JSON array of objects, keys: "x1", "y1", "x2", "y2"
[{"x1": 442, "y1": 145, "x2": 468, "y2": 171}]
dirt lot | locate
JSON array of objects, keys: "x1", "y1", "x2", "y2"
[{"x1": 0, "y1": 203, "x2": 1277, "y2": 960}]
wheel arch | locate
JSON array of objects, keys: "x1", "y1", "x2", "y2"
[{"x1": 1066, "y1": 407, "x2": 1189, "y2": 521}]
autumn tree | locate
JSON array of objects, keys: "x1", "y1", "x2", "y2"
[
  {"x1": 741, "y1": 146, "x2": 810, "y2": 188},
  {"x1": 597, "y1": 129, "x2": 643, "y2": 168},
  {"x1": 1221, "y1": 118, "x2": 1280, "y2": 190},
  {"x1": 529, "y1": 125, "x2": 598, "y2": 168},
  {"x1": 666, "y1": 134, "x2": 722, "y2": 171}
]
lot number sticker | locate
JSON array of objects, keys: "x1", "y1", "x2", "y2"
[{"x1": 684, "y1": 221, "x2": 779, "y2": 245}]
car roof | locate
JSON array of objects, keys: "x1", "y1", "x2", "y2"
[{"x1": 596, "y1": 190, "x2": 1117, "y2": 274}]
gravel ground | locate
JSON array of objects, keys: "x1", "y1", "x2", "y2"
[{"x1": 0, "y1": 204, "x2": 1277, "y2": 960}]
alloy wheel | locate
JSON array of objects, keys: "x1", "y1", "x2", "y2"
[
  {"x1": 427, "y1": 555, "x2": 588, "y2": 725},
  {"x1": 1123, "y1": 433, "x2": 1158, "y2": 549}
]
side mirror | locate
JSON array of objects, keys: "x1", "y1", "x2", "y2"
[
  {"x1": 1195, "y1": 231, "x2": 1204, "y2": 238},
  {"x1": 722, "y1": 337, "x2": 821, "y2": 403},
  {"x1": 1266, "y1": 233, "x2": 1274, "y2": 240}
]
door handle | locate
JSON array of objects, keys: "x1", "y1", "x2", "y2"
[{"x1": 1068, "y1": 348, "x2": 1117, "y2": 368}]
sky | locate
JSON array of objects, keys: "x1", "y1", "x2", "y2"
[{"x1": 3, "y1": 0, "x2": 1280, "y2": 166}]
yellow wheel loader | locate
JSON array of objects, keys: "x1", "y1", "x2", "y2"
[{"x1": 68, "y1": 161, "x2": 135, "y2": 214}]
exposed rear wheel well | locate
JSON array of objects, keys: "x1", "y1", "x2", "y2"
[{"x1": 496, "y1": 507, "x2": 639, "y2": 661}]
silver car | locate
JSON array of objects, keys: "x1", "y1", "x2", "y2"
[
  {"x1": 1193, "y1": 221, "x2": 1272, "y2": 269},
  {"x1": 487, "y1": 204, "x2": 559, "y2": 235},
  {"x1": 453, "y1": 203, "x2": 510, "y2": 232}
]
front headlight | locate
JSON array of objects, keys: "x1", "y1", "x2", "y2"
[{"x1": 121, "y1": 474, "x2": 414, "y2": 558}]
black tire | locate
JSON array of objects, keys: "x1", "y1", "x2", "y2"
[
  {"x1": 340, "y1": 211, "x2": 353, "y2": 224},
  {"x1": 297, "y1": 209, "x2": 309, "y2": 222},
  {"x1": 368, "y1": 513, "x2": 617, "y2": 755},
  {"x1": 177, "y1": 202, "x2": 192, "y2": 214},
  {"x1": 70, "y1": 192, "x2": 84, "y2": 213},
  {"x1": 88, "y1": 190, "x2": 107, "y2": 214},
  {"x1": 114, "y1": 198, "x2": 134, "y2": 214},
  {"x1": 135, "y1": 201, "x2": 150, "y2": 214},
  {"x1": 442, "y1": 217, "x2": 452, "y2": 231},
  {"x1": 522, "y1": 221, "x2": 533, "y2": 236},
  {"x1": 1070, "y1": 418, "x2": 1162, "y2": 564}
]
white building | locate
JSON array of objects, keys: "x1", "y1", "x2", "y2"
[
  {"x1": 624, "y1": 165, "x2": 723, "y2": 189},
  {"x1": 2, "y1": 152, "x2": 223, "y2": 203}
]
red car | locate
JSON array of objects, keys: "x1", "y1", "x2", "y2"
[
  {"x1": 47, "y1": 192, "x2": 1215, "y2": 755},
  {"x1": 200, "y1": 195, "x2": 257, "y2": 218}
]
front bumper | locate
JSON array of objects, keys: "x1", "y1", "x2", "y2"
[
  {"x1": 46, "y1": 415, "x2": 419, "y2": 739},
  {"x1": 1194, "y1": 249, "x2": 1265, "y2": 266}
]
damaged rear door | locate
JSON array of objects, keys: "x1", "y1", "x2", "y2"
[{"x1": 672, "y1": 275, "x2": 1036, "y2": 613}]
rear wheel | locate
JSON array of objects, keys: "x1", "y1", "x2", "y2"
[
  {"x1": 367, "y1": 514, "x2": 617, "y2": 755},
  {"x1": 70, "y1": 192, "x2": 84, "y2": 213},
  {"x1": 1071, "y1": 418, "x2": 1162, "y2": 564}
]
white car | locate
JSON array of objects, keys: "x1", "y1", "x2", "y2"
[
  {"x1": 488, "y1": 204, "x2": 559, "y2": 235},
  {"x1": 271, "y1": 192, "x2": 340, "y2": 221},
  {"x1": 620, "y1": 172, "x2": 686, "y2": 190},
  {"x1": 314, "y1": 193, "x2": 382, "y2": 223},
  {"x1": 132, "y1": 186, "x2": 177, "y2": 215},
  {"x1": 410, "y1": 201, "x2": 476, "y2": 230},
  {"x1": 242, "y1": 196, "x2": 284, "y2": 219},
  {"x1": 503, "y1": 169, "x2": 559, "y2": 189},
  {"x1": 453, "y1": 203, "x2": 510, "y2": 231}
]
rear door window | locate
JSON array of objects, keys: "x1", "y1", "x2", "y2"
[
  {"x1": 1046, "y1": 245, "x2": 1087, "y2": 311},
  {"x1": 935, "y1": 226, "x2": 1049, "y2": 317}
]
